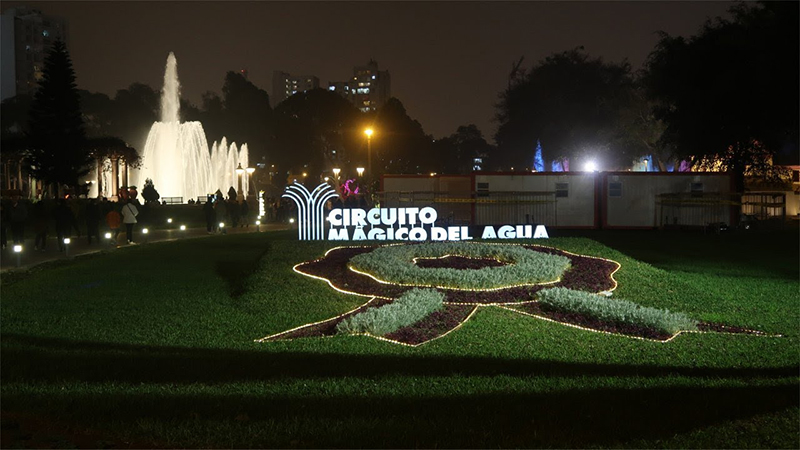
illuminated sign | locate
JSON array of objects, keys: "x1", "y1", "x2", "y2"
[{"x1": 283, "y1": 182, "x2": 549, "y2": 241}]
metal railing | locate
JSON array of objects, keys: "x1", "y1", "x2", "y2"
[
  {"x1": 161, "y1": 196, "x2": 184, "y2": 205},
  {"x1": 656, "y1": 192, "x2": 738, "y2": 228},
  {"x1": 378, "y1": 191, "x2": 557, "y2": 226}
]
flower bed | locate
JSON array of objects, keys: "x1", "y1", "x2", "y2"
[
  {"x1": 259, "y1": 243, "x2": 765, "y2": 346},
  {"x1": 348, "y1": 242, "x2": 571, "y2": 290}
]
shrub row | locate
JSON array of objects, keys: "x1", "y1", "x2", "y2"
[
  {"x1": 348, "y1": 242, "x2": 570, "y2": 289},
  {"x1": 537, "y1": 287, "x2": 698, "y2": 335},
  {"x1": 336, "y1": 288, "x2": 445, "y2": 336}
]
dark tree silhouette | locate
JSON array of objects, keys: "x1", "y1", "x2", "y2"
[
  {"x1": 371, "y1": 97, "x2": 433, "y2": 175},
  {"x1": 220, "y1": 71, "x2": 273, "y2": 162},
  {"x1": 27, "y1": 40, "x2": 90, "y2": 196},
  {"x1": 495, "y1": 48, "x2": 635, "y2": 170},
  {"x1": 644, "y1": 1, "x2": 799, "y2": 190},
  {"x1": 273, "y1": 88, "x2": 363, "y2": 178}
]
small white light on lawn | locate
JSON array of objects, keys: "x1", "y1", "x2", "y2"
[
  {"x1": 105, "y1": 232, "x2": 112, "y2": 239},
  {"x1": 180, "y1": 225, "x2": 186, "y2": 231},
  {"x1": 63, "y1": 238, "x2": 71, "y2": 244},
  {"x1": 13, "y1": 245, "x2": 22, "y2": 253}
]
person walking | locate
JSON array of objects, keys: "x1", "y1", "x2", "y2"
[
  {"x1": 105, "y1": 208, "x2": 122, "y2": 243},
  {"x1": 203, "y1": 197, "x2": 215, "y2": 233},
  {"x1": 120, "y1": 200, "x2": 139, "y2": 244},
  {"x1": 53, "y1": 199, "x2": 79, "y2": 252},
  {"x1": 9, "y1": 195, "x2": 28, "y2": 245},
  {"x1": 32, "y1": 200, "x2": 50, "y2": 251},
  {"x1": 214, "y1": 193, "x2": 228, "y2": 233},
  {"x1": 85, "y1": 198, "x2": 102, "y2": 244}
]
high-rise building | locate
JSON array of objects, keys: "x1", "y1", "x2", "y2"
[
  {"x1": 271, "y1": 71, "x2": 319, "y2": 105},
  {"x1": 329, "y1": 59, "x2": 391, "y2": 113},
  {"x1": 0, "y1": 6, "x2": 69, "y2": 101}
]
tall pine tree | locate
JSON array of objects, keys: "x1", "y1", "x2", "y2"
[{"x1": 27, "y1": 39, "x2": 89, "y2": 196}]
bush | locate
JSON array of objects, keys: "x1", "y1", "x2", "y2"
[
  {"x1": 349, "y1": 242, "x2": 570, "y2": 289},
  {"x1": 537, "y1": 287, "x2": 698, "y2": 335},
  {"x1": 337, "y1": 288, "x2": 445, "y2": 336}
]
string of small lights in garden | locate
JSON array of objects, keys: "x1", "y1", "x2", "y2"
[{"x1": 257, "y1": 243, "x2": 773, "y2": 347}]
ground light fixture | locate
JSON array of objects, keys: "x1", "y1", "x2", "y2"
[
  {"x1": 13, "y1": 244, "x2": 22, "y2": 268},
  {"x1": 219, "y1": 222, "x2": 226, "y2": 234},
  {"x1": 167, "y1": 218, "x2": 173, "y2": 224},
  {"x1": 289, "y1": 218, "x2": 295, "y2": 224},
  {"x1": 63, "y1": 237, "x2": 71, "y2": 257},
  {"x1": 142, "y1": 227, "x2": 149, "y2": 244},
  {"x1": 180, "y1": 225, "x2": 186, "y2": 231},
  {"x1": 255, "y1": 220, "x2": 261, "y2": 232}
]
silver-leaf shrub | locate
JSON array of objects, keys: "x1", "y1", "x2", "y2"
[{"x1": 337, "y1": 288, "x2": 445, "y2": 336}]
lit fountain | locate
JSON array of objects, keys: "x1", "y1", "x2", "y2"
[{"x1": 134, "y1": 52, "x2": 248, "y2": 201}]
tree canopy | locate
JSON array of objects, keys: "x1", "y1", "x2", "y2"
[
  {"x1": 27, "y1": 39, "x2": 91, "y2": 193},
  {"x1": 644, "y1": 1, "x2": 799, "y2": 187},
  {"x1": 495, "y1": 48, "x2": 635, "y2": 171}
]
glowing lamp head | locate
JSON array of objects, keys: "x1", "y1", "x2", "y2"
[
  {"x1": 246, "y1": 167, "x2": 255, "y2": 174},
  {"x1": 219, "y1": 222, "x2": 225, "y2": 228},
  {"x1": 104, "y1": 232, "x2": 112, "y2": 239},
  {"x1": 142, "y1": 228, "x2": 149, "y2": 234},
  {"x1": 13, "y1": 244, "x2": 22, "y2": 253},
  {"x1": 235, "y1": 163, "x2": 244, "y2": 175},
  {"x1": 167, "y1": 218, "x2": 173, "y2": 224},
  {"x1": 289, "y1": 218, "x2": 296, "y2": 224},
  {"x1": 332, "y1": 168, "x2": 341, "y2": 177},
  {"x1": 584, "y1": 160, "x2": 598, "y2": 172},
  {"x1": 180, "y1": 225, "x2": 186, "y2": 231},
  {"x1": 364, "y1": 128, "x2": 373, "y2": 137},
  {"x1": 63, "y1": 238, "x2": 71, "y2": 245},
  {"x1": 256, "y1": 220, "x2": 261, "y2": 225},
  {"x1": 356, "y1": 167, "x2": 364, "y2": 176}
]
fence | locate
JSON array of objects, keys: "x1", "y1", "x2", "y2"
[
  {"x1": 741, "y1": 192, "x2": 786, "y2": 221},
  {"x1": 378, "y1": 191, "x2": 558, "y2": 226},
  {"x1": 656, "y1": 193, "x2": 738, "y2": 228},
  {"x1": 161, "y1": 196, "x2": 184, "y2": 205}
]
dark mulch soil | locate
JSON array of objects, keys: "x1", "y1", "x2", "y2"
[
  {"x1": 415, "y1": 255, "x2": 508, "y2": 270},
  {"x1": 264, "y1": 297, "x2": 394, "y2": 341},
  {"x1": 507, "y1": 302, "x2": 674, "y2": 341},
  {"x1": 296, "y1": 244, "x2": 618, "y2": 305},
  {"x1": 384, "y1": 304, "x2": 476, "y2": 345},
  {"x1": 265, "y1": 297, "x2": 475, "y2": 346},
  {"x1": 282, "y1": 244, "x2": 762, "y2": 344}
]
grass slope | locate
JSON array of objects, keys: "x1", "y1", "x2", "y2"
[{"x1": 1, "y1": 229, "x2": 798, "y2": 448}]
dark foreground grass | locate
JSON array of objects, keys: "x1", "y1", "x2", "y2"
[{"x1": 1, "y1": 229, "x2": 798, "y2": 448}]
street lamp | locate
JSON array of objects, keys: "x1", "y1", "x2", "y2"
[
  {"x1": 63, "y1": 238, "x2": 71, "y2": 257},
  {"x1": 236, "y1": 163, "x2": 245, "y2": 197},
  {"x1": 357, "y1": 167, "x2": 364, "y2": 177},
  {"x1": 13, "y1": 244, "x2": 22, "y2": 268},
  {"x1": 364, "y1": 128, "x2": 374, "y2": 176},
  {"x1": 332, "y1": 167, "x2": 341, "y2": 180}
]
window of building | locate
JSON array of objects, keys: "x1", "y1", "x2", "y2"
[
  {"x1": 608, "y1": 181, "x2": 623, "y2": 197},
  {"x1": 690, "y1": 182, "x2": 704, "y2": 197},
  {"x1": 477, "y1": 182, "x2": 489, "y2": 197},
  {"x1": 555, "y1": 182, "x2": 569, "y2": 198}
]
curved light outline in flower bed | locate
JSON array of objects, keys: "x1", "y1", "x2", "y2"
[{"x1": 256, "y1": 244, "x2": 774, "y2": 346}]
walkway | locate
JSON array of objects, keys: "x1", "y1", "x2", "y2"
[{"x1": 0, "y1": 223, "x2": 289, "y2": 273}]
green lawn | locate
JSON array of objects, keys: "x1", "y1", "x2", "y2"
[{"x1": 1, "y1": 229, "x2": 797, "y2": 448}]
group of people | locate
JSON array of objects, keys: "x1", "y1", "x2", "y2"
[
  {"x1": 0, "y1": 196, "x2": 140, "y2": 252},
  {"x1": 202, "y1": 189, "x2": 251, "y2": 233}
]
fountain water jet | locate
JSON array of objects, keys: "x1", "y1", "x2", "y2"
[{"x1": 134, "y1": 53, "x2": 249, "y2": 202}]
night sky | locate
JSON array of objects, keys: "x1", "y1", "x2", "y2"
[{"x1": 3, "y1": 1, "x2": 733, "y2": 139}]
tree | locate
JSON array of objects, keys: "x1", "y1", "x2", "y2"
[
  {"x1": 372, "y1": 98, "x2": 433, "y2": 175},
  {"x1": 644, "y1": 1, "x2": 799, "y2": 190},
  {"x1": 495, "y1": 47, "x2": 635, "y2": 170},
  {"x1": 27, "y1": 40, "x2": 90, "y2": 195},
  {"x1": 110, "y1": 83, "x2": 159, "y2": 154},
  {"x1": 219, "y1": 71, "x2": 273, "y2": 162},
  {"x1": 448, "y1": 125, "x2": 494, "y2": 173},
  {"x1": 273, "y1": 88, "x2": 363, "y2": 178}
]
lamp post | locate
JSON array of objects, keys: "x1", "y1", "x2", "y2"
[
  {"x1": 364, "y1": 128, "x2": 374, "y2": 176},
  {"x1": 236, "y1": 163, "x2": 245, "y2": 198},
  {"x1": 357, "y1": 167, "x2": 364, "y2": 177},
  {"x1": 245, "y1": 166, "x2": 255, "y2": 199},
  {"x1": 332, "y1": 167, "x2": 341, "y2": 182},
  {"x1": 13, "y1": 244, "x2": 22, "y2": 268}
]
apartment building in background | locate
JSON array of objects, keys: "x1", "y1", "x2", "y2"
[
  {"x1": 271, "y1": 71, "x2": 320, "y2": 105},
  {"x1": 1, "y1": 6, "x2": 69, "y2": 101},
  {"x1": 328, "y1": 59, "x2": 391, "y2": 113}
]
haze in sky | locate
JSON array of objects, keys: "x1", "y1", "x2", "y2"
[{"x1": 2, "y1": 1, "x2": 734, "y2": 138}]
